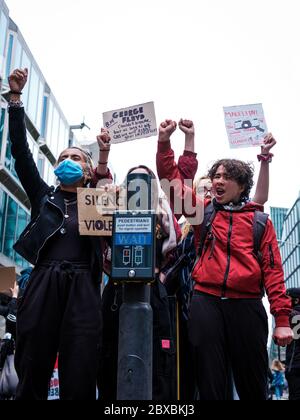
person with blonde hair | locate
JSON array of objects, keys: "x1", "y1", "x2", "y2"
[{"x1": 271, "y1": 360, "x2": 285, "y2": 400}]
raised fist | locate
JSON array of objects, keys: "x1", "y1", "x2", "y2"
[
  {"x1": 97, "y1": 128, "x2": 111, "y2": 152},
  {"x1": 261, "y1": 133, "x2": 276, "y2": 154},
  {"x1": 179, "y1": 119, "x2": 194, "y2": 136},
  {"x1": 158, "y1": 119, "x2": 177, "y2": 142},
  {"x1": 8, "y1": 68, "x2": 28, "y2": 93}
]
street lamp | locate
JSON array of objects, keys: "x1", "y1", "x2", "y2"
[{"x1": 69, "y1": 119, "x2": 90, "y2": 147}]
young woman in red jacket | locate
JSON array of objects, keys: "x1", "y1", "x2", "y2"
[{"x1": 156, "y1": 119, "x2": 293, "y2": 400}]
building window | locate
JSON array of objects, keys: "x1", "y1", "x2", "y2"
[
  {"x1": 5, "y1": 133, "x2": 12, "y2": 170},
  {"x1": 0, "y1": 107, "x2": 6, "y2": 156},
  {"x1": 20, "y1": 50, "x2": 31, "y2": 110},
  {"x1": 3, "y1": 196, "x2": 18, "y2": 260},
  {"x1": 50, "y1": 107, "x2": 60, "y2": 157},
  {"x1": 5, "y1": 134, "x2": 18, "y2": 179},
  {"x1": 46, "y1": 98, "x2": 54, "y2": 147},
  {"x1": 5, "y1": 33, "x2": 13, "y2": 80},
  {"x1": 0, "y1": 11, "x2": 8, "y2": 69},
  {"x1": 14, "y1": 206, "x2": 28, "y2": 267},
  {"x1": 27, "y1": 65, "x2": 40, "y2": 124},
  {"x1": 13, "y1": 38, "x2": 22, "y2": 69},
  {"x1": 36, "y1": 80, "x2": 44, "y2": 132},
  {"x1": 40, "y1": 95, "x2": 48, "y2": 138},
  {"x1": 37, "y1": 154, "x2": 45, "y2": 177},
  {"x1": 0, "y1": 189, "x2": 8, "y2": 252},
  {"x1": 0, "y1": 188, "x2": 30, "y2": 267}
]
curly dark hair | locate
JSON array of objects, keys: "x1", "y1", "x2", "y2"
[{"x1": 208, "y1": 159, "x2": 254, "y2": 201}]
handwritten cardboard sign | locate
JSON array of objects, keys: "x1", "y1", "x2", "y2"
[
  {"x1": 77, "y1": 188, "x2": 118, "y2": 237},
  {"x1": 224, "y1": 103, "x2": 268, "y2": 149},
  {"x1": 103, "y1": 102, "x2": 157, "y2": 144},
  {"x1": 0, "y1": 267, "x2": 16, "y2": 293}
]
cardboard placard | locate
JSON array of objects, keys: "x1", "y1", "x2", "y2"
[
  {"x1": 77, "y1": 188, "x2": 117, "y2": 237},
  {"x1": 103, "y1": 101, "x2": 157, "y2": 144},
  {"x1": 0, "y1": 267, "x2": 16, "y2": 293}
]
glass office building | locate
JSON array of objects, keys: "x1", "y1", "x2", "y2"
[
  {"x1": 270, "y1": 207, "x2": 288, "y2": 243},
  {"x1": 1, "y1": 0, "x2": 80, "y2": 337},
  {"x1": 269, "y1": 195, "x2": 300, "y2": 362},
  {"x1": 280, "y1": 195, "x2": 300, "y2": 290},
  {"x1": 0, "y1": 0, "x2": 73, "y2": 273}
]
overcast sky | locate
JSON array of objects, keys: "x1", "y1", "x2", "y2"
[{"x1": 5, "y1": 0, "x2": 300, "y2": 210}]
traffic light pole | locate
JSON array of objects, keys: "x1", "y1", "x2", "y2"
[
  {"x1": 112, "y1": 173, "x2": 155, "y2": 400},
  {"x1": 117, "y1": 282, "x2": 153, "y2": 400}
]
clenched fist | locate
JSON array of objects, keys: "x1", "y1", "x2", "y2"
[
  {"x1": 158, "y1": 120, "x2": 177, "y2": 143},
  {"x1": 8, "y1": 68, "x2": 28, "y2": 93}
]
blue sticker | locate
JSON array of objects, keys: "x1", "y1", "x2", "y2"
[{"x1": 115, "y1": 233, "x2": 152, "y2": 246}]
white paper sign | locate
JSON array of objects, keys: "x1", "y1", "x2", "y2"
[
  {"x1": 116, "y1": 218, "x2": 152, "y2": 233},
  {"x1": 103, "y1": 102, "x2": 157, "y2": 144},
  {"x1": 223, "y1": 103, "x2": 268, "y2": 149}
]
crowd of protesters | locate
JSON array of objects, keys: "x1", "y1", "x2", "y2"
[{"x1": 0, "y1": 67, "x2": 299, "y2": 401}]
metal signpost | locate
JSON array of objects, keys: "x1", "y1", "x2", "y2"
[{"x1": 112, "y1": 173, "x2": 156, "y2": 400}]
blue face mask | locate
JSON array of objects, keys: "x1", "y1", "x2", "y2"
[{"x1": 54, "y1": 159, "x2": 84, "y2": 186}]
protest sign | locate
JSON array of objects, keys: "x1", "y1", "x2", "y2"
[
  {"x1": 103, "y1": 102, "x2": 157, "y2": 144},
  {"x1": 77, "y1": 188, "x2": 123, "y2": 237},
  {"x1": 0, "y1": 267, "x2": 16, "y2": 293},
  {"x1": 224, "y1": 103, "x2": 268, "y2": 149}
]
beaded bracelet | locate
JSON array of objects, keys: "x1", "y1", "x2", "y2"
[{"x1": 8, "y1": 100, "x2": 24, "y2": 108}]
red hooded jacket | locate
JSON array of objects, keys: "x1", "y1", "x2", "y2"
[{"x1": 157, "y1": 141, "x2": 291, "y2": 328}]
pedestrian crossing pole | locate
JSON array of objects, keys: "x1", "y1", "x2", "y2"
[{"x1": 111, "y1": 173, "x2": 155, "y2": 400}]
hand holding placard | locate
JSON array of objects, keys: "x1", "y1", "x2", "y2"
[
  {"x1": 224, "y1": 103, "x2": 268, "y2": 149},
  {"x1": 261, "y1": 133, "x2": 276, "y2": 155}
]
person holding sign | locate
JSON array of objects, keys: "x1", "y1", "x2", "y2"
[
  {"x1": 164, "y1": 120, "x2": 276, "y2": 399},
  {"x1": 7, "y1": 68, "x2": 110, "y2": 400},
  {"x1": 156, "y1": 119, "x2": 293, "y2": 400}
]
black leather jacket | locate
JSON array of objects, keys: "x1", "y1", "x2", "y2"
[{"x1": 9, "y1": 107, "x2": 103, "y2": 280}]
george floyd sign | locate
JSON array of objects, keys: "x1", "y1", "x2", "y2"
[{"x1": 103, "y1": 101, "x2": 157, "y2": 144}]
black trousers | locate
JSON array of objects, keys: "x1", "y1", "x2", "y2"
[
  {"x1": 286, "y1": 369, "x2": 300, "y2": 400},
  {"x1": 15, "y1": 261, "x2": 102, "y2": 400},
  {"x1": 188, "y1": 292, "x2": 269, "y2": 400}
]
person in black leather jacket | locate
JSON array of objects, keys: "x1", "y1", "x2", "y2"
[
  {"x1": 8, "y1": 68, "x2": 111, "y2": 400},
  {"x1": 286, "y1": 288, "x2": 300, "y2": 400}
]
